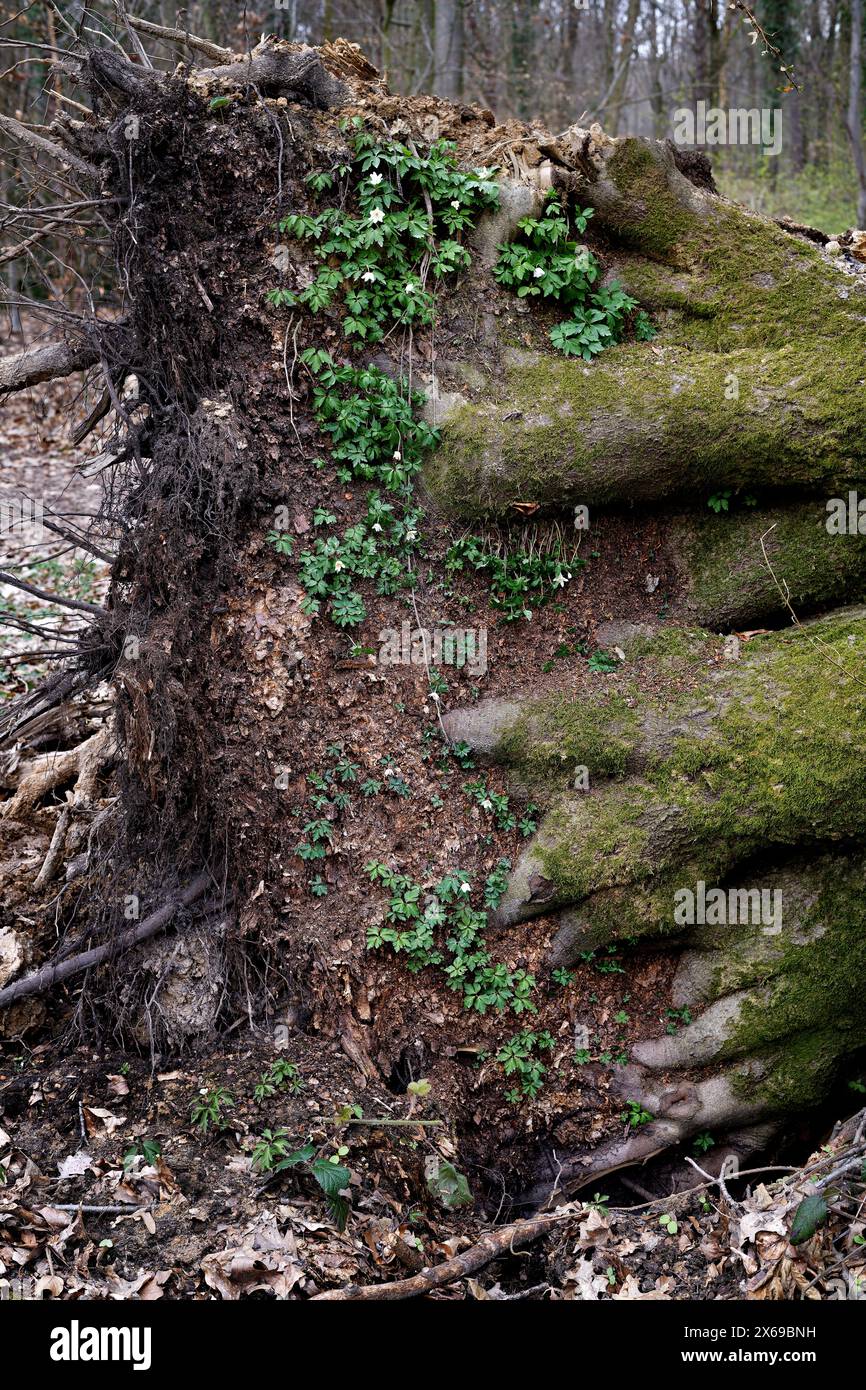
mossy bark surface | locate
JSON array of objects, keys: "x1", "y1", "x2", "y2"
[
  {"x1": 446, "y1": 610, "x2": 866, "y2": 935},
  {"x1": 425, "y1": 132, "x2": 866, "y2": 516},
  {"x1": 670, "y1": 502, "x2": 866, "y2": 630}
]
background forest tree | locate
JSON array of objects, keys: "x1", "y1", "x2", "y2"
[{"x1": 2, "y1": 1, "x2": 866, "y2": 276}]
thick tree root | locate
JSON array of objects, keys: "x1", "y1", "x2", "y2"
[
  {"x1": 667, "y1": 501, "x2": 866, "y2": 630},
  {"x1": 446, "y1": 610, "x2": 866, "y2": 1151},
  {"x1": 0, "y1": 725, "x2": 114, "y2": 824},
  {"x1": 425, "y1": 133, "x2": 866, "y2": 516},
  {"x1": 0, "y1": 873, "x2": 210, "y2": 1012}
]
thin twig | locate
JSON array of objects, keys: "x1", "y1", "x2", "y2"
[
  {"x1": 48, "y1": 1203, "x2": 157, "y2": 1214},
  {"x1": 0, "y1": 568, "x2": 102, "y2": 615},
  {"x1": 759, "y1": 525, "x2": 866, "y2": 690},
  {"x1": 312, "y1": 1211, "x2": 560, "y2": 1301}
]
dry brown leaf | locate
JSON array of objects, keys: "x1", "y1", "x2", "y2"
[
  {"x1": 201, "y1": 1247, "x2": 305, "y2": 1300},
  {"x1": 612, "y1": 1273, "x2": 674, "y2": 1300},
  {"x1": 82, "y1": 1106, "x2": 125, "y2": 1137}
]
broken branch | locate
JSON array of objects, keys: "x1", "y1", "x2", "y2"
[
  {"x1": 312, "y1": 1212, "x2": 559, "y2": 1300},
  {"x1": 123, "y1": 13, "x2": 232, "y2": 62},
  {"x1": 0, "y1": 112, "x2": 97, "y2": 182},
  {"x1": 0, "y1": 337, "x2": 100, "y2": 394}
]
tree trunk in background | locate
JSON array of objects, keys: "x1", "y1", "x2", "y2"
[
  {"x1": 847, "y1": 0, "x2": 866, "y2": 224},
  {"x1": 379, "y1": 0, "x2": 397, "y2": 81},
  {"x1": 600, "y1": 0, "x2": 642, "y2": 134},
  {"x1": 509, "y1": 0, "x2": 536, "y2": 118},
  {"x1": 435, "y1": 0, "x2": 464, "y2": 102},
  {"x1": 646, "y1": 0, "x2": 667, "y2": 137},
  {"x1": 693, "y1": 0, "x2": 722, "y2": 109},
  {"x1": 787, "y1": 90, "x2": 805, "y2": 173},
  {"x1": 408, "y1": 0, "x2": 435, "y2": 94}
]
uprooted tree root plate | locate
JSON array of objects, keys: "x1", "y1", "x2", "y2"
[{"x1": 2, "y1": 24, "x2": 866, "y2": 1299}]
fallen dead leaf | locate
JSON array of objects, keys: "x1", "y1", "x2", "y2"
[
  {"x1": 83, "y1": 1106, "x2": 125, "y2": 1137},
  {"x1": 57, "y1": 1151, "x2": 94, "y2": 1179}
]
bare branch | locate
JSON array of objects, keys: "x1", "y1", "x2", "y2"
[
  {"x1": 0, "y1": 112, "x2": 98, "y2": 183},
  {"x1": 0, "y1": 612, "x2": 78, "y2": 643},
  {"x1": 123, "y1": 13, "x2": 232, "y2": 63},
  {"x1": 71, "y1": 382, "x2": 112, "y2": 444},
  {"x1": 0, "y1": 217, "x2": 68, "y2": 268},
  {"x1": 0, "y1": 338, "x2": 99, "y2": 394},
  {"x1": 38, "y1": 514, "x2": 115, "y2": 566},
  {"x1": 114, "y1": 1, "x2": 154, "y2": 69},
  {"x1": 0, "y1": 568, "x2": 103, "y2": 615}
]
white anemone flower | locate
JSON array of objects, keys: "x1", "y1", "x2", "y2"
[{"x1": 369, "y1": 206, "x2": 385, "y2": 224}]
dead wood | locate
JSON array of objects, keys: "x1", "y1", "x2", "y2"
[
  {"x1": 123, "y1": 14, "x2": 232, "y2": 63},
  {"x1": 0, "y1": 219, "x2": 70, "y2": 268},
  {"x1": 0, "y1": 337, "x2": 100, "y2": 395},
  {"x1": 0, "y1": 725, "x2": 113, "y2": 823},
  {"x1": 0, "y1": 112, "x2": 98, "y2": 183},
  {"x1": 311, "y1": 1212, "x2": 559, "y2": 1300},
  {"x1": 196, "y1": 47, "x2": 349, "y2": 107}
]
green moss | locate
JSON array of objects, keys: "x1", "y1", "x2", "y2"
[
  {"x1": 427, "y1": 335, "x2": 866, "y2": 514},
  {"x1": 605, "y1": 141, "x2": 693, "y2": 259},
  {"x1": 425, "y1": 138, "x2": 866, "y2": 518},
  {"x1": 504, "y1": 613, "x2": 866, "y2": 929},
  {"x1": 621, "y1": 625, "x2": 713, "y2": 664},
  {"x1": 724, "y1": 861, "x2": 866, "y2": 1101},
  {"x1": 607, "y1": 139, "x2": 863, "y2": 351},
  {"x1": 682, "y1": 503, "x2": 866, "y2": 628},
  {"x1": 689, "y1": 203, "x2": 859, "y2": 350},
  {"x1": 496, "y1": 690, "x2": 641, "y2": 786},
  {"x1": 734, "y1": 1028, "x2": 849, "y2": 1111}
]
